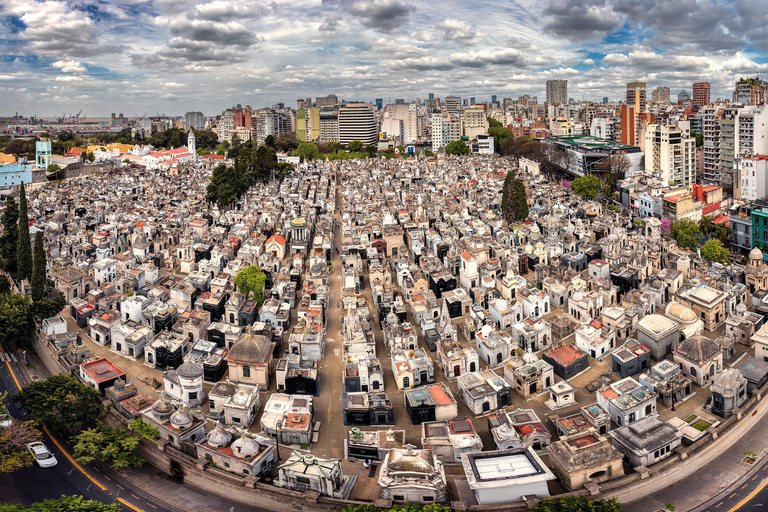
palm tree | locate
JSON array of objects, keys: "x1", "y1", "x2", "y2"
[
  {"x1": 698, "y1": 215, "x2": 715, "y2": 238},
  {"x1": 714, "y1": 224, "x2": 732, "y2": 245}
]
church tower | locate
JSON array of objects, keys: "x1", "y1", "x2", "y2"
[{"x1": 187, "y1": 129, "x2": 196, "y2": 156}]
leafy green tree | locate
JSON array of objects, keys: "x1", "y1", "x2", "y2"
[
  {"x1": 206, "y1": 164, "x2": 241, "y2": 208},
  {"x1": 444, "y1": 140, "x2": 469, "y2": 155},
  {"x1": 0, "y1": 293, "x2": 32, "y2": 343},
  {"x1": 570, "y1": 174, "x2": 601, "y2": 199},
  {"x1": 714, "y1": 223, "x2": 733, "y2": 245},
  {"x1": 86, "y1": 152, "x2": 95, "y2": 162},
  {"x1": 347, "y1": 140, "x2": 364, "y2": 152},
  {"x1": 397, "y1": 145, "x2": 405, "y2": 154},
  {"x1": 264, "y1": 134, "x2": 276, "y2": 148},
  {"x1": 364, "y1": 145, "x2": 377, "y2": 157},
  {"x1": 73, "y1": 423, "x2": 143, "y2": 470},
  {"x1": 692, "y1": 131, "x2": 703, "y2": 147},
  {"x1": 701, "y1": 238, "x2": 730, "y2": 264},
  {"x1": 192, "y1": 129, "x2": 219, "y2": 151},
  {"x1": 0, "y1": 495, "x2": 121, "y2": 511},
  {"x1": 487, "y1": 117, "x2": 503, "y2": 129},
  {"x1": 129, "y1": 419, "x2": 159, "y2": 440},
  {"x1": 698, "y1": 215, "x2": 715, "y2": 237},
  {"x1": 32, "y1": 290, "x2": 66, "y2": 319},
  {"x1": 669, "y1": 218, "x2": 702, "y2": 251},
  {"x1": 46, "y1": 164, "x2": 63, "y2": 180},
  {"x1": 234, "y1": 265, "x2": 267, "y2": 306},
  {"x1": 253, "y1": 145, "x2": 277, "y2": 180},
  {"x1": 16, "y1": 183, "x2": 31, "y2": 282},
  {"x1": 296, "y1": 142, "x2": 320, "y2": 162},
  {"x1": 0, "y1": 391, "x2": 42, "y2": 473},
  {"x1": 501, "y1": 171, "x2": 528, "y2": 223},
  {"x1": 424, "y1": 150, "x2": 434, "y2": 157},
  {"x1": 274, "y1": 132, "x2": 300, "y2": 153},
  {"x1": 488, "y1": 125, "x2": 513, "y2": 152},
  {"x1": 534, "y1": 496, "x2": 625, "y2": 512},
  {"x1": 13, "y1": 374, "x2": 103, "y2": 433},
  {"x1": 31, "y1": 231, "x2": 46, "y2": 302},
  {"x1": 0, "y1": 194, "x2": 19, "y2": 273}
]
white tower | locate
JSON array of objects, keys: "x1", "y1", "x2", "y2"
[{"x1": 187, "y1": 129, "x2": 196, "y2": 156}]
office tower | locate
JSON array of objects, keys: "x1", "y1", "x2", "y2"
[
  {"x1": 461, "y1": 104, "x2": 487, "y2": 138},
  {"x1": 395, "y1": 98, "x2": 405, "y2": 105},
  {"x1": 318, "y1": 109, "x2": 339, "y2": 142},
  {"x1": 491, "y1": 95, "x2": 497, "y2": 104},
  {"x1": 603, "y1": 97, "x2": 609, "y2": 104},
  {"x1": 546, "y1": 79, "x2": 567, "y2": 105},
  {"x1": 620, "y1": 105, "x2": 635, "y2": 146},
  {"x1": 626, "y1": 82, "x2": 647, "y2": 112},
  {"x1": 651, "y1": 87, "x2": 670, "y2": 104},
  {"x1": 701, "y1": 104, "x2": 723, "y2": 184},
  {"x1": 692, "y1": 82, "x2": 710, "y2": 107},
  {"x1": 184, "y1": 111, "x2": 205, "y2": 130},
  {"x1": 428, "y1": 93, "x2": 434, "y2": 100},
  {"x1": 470, "y1": 97, "x2": 475, "y2": 105},
  {"x1": 316, "y1": 94, "x2": 338, "y2": 107},
  {"x1": 338, "y1": 103, "x2": 377, "y2": 145},
  {"x1": 297, "y1": 99, "x2": 308, "y2": 110},
  {"x1": 644, "y1": 123, "x2": 696, "y2": 187},
  {"x1": 375, "y1": 98, "x2": 383, "y2": 110},
  {"x1": 444, "y1": 95, "x2": 461, "y2": 116},
  {"x1": 678, "y1": 90, "x2": 691, "y2": 104}
]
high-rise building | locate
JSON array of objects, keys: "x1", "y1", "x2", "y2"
[
  {"x1": 651, "y1": 87, "x2": 670, "y2": 104},
  {"x1": 692, "y1": 82, "x2": 710, "y2": 107},
  {"x1": 678, "y1": 90, "x2": 691, "y2": 104},
  {"x1": 620, "y1": 105, "x2": 635, "y2": 146},
  {"x1": 318, "y1": 109, "x2": 339, "y2": 142},
  {"x1": 375, "y1": 98, "x2": 383, "y2": 110},
  {"x1": 338, "y1": 103, "x2": 378, "y2": 145},
  {"x1": 644, "y1": 122, "x2": 696, "y2": 188},
  {"x1": 297, "y1": 99, "x2": 308, "y2": 110},
  {"x1": 395, "y1": 98, "x2": 405, "y2": 105},
  {"x1": 626, "y1": 82, "x2": 647, "y2": 112},
  {"x1": 469, "y1": 97, "x2": 476, "y2": 105},
  {"x1": 718, "y1": 106, "x2": 741, "y2": 187},
  {"x1": 431, "y1": 113, "x2": 460, "y2": 152},
  {"x1": 701, "y1": 104, "x2": 724, "y2": 184},
  {"x1": 603, "y1": 97, "x2": 609, "y2": 104},
  {"x1": 428, "y1": 93, "x2": 434, "y2": 100},
  {"x1": 734, "y1": 77, "x2": 768, "y2": 105},
  {"x1": 444, "y1": 95, "x2": 461, "y2": 116},
  {"x1": 184, "y1": 111, "x2": 205, "y2": 130},
  {"x1": 461, "y1": 104, "x2": 488, "y2": 138},
  {"x1": 316, "y1": 94, "x2": 338, "y2": 107},
  {"x1": 546, "y1": 79, "x2": 567, "y2": 105},
  {"x1": 491, "y1": 95, "x2": 497, "y2": 104}
]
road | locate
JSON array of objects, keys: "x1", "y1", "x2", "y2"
[
  {"x1": 0, "y1": 344, "x2": 175, "y2": 512},
  {"x1": 696, "y1": 457, "x2": 768, "y2": 512}
]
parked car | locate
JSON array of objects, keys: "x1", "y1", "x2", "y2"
[
  {"x1": 27, "y1": 442, "x2": 58, "y2": 468},
  {"x1": 0, "y1": 404, "x2": 11, "y2": 428}
]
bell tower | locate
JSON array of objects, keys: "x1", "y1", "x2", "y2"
[{"x1": 187, "y1": 129, "x2": 196, "y2": 156}]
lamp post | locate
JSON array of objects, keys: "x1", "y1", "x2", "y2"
[{"x1": 276, "y1": 420, "x2": 283, "y2": 461}]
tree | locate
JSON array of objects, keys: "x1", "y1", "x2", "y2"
[
  {"x1": 274, "y1": 132, "x2": 300, "y2": 153},
  {"x1": 16, "y1": 182, "x2": 32, "y2": 282},
  {"x1": 571, "y1": 174, "x2": 601, "y2": 199},
  {"x1": 86, "y1": 152, "x2": 95, "y2": 162},
  {"x1": 0, "y1": 495, "x2": 121, "y2": 511},
  {"x1": 669, "y1": 218, "x2": 701, "y2": 251},
  {"x1": 46, "y1": 164, "x2": 63, "y2": 181},
  {"x1": 698, "y1": 215, "x2": 715, "y2": 238},
  {"x1": 397, "y1": 145, "x2": 405, "y2": 154},
  {"x1": 0, "y1": 293, "x2": 32, "y2": 343},
  {"x1": 72, "y1": 423, "x2": 143, "y2": 470},
  {"x1": 0, "y1": 194, "x2": 19, "y2": 274},
  {"x1": 206, "y1": 164, "x2": 241, "y2": 208},
  {"x1": 701, "y1": 238, "x2": 730, "y2": 264},
  {"x1": 31, "y1": 231, "x2": 46, "y2": 302},
  {"x1": 13, "y1": 374, "x2": 103, "y2": 433},
  {"x1": 424, "y1": 150, "x2": 434, "y2": 157},
  {"x1": 445, "y1": 140, "x2": 469, "y2": 155},
  {"x1": 533, "y1": 496, "x2": 625, "y2": 512},
  {"x1": 0, "y1": 392, "x2": 42, "y2": 473},
  {"x1": 692, "y1": 131, "x2": 703, "y2": 147},
  {"x1": 488, "y1": 126, "x2": 513, "y2": 153},
  {"x1": 487, "y1": 117, "x2": 503, "y2": 128},
  {"x1": 296, "y1": 142, "x2": 320, "y2": 162},
  {"x1": 501, "y1": 171, "x2": 528, "y2": 223},
  {"x1": 234, "y1": 265, "x2": 267, "y2": 306},
  {"x1": 32, "y1": 290, "x2": 66, "y2": 319},
  {"x1": 714, "y1": 223, "x2": 733, "y2": 245},
  {"x1": 595, "y1": 154, "x2": 630, "y2": 191},
  {"x1": 348, "y1": 140, "x2": 364, "y2": 152},
  {"x1": 129, "y1": 418, "x2": 159, "y2": 440},
  {"x1": 264, "y1": 134, "x2": 276, "y2": 148}
]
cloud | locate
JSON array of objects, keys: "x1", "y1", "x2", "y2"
[
  {"x1": 54, "y1": 75, "x2": 83, "y2": 81},
  {"x1": 322, "y1": 0, "x2": 415, "y2": 33},
  {"x1": 52, "y1": 59, "x2": 87, "y2": 73},
  {"x1": 543, "y1": 0, "x2": 622, "y2": 41},
  {"x1": 195, "y1": 1, "x2": 269, "y2": 21},
  {"x1": 582, "y1": 58, "x2": 595, "y2": 66},
  {"x1": 435, "y1": 19, "x2": 477, "y2": 44},
  {"x1": 318, "y1": 14, "x2": 341, "y2": 32}
]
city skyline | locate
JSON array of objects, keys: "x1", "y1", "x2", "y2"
[{"x1": 1, "y1": 0, "x2": 767, "y2": 116}]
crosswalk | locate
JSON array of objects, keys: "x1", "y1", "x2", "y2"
[{"x1": 0, "y1": 351, "x2": 17, "y2": 363}]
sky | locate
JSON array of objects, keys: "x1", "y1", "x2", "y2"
[{"x1": 1, "y1": 0, "x2": 768, "y2": 117}]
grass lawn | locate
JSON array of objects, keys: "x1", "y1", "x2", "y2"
[{"x1": 692, "y1": 420, "x2": 712, "y2": 432}]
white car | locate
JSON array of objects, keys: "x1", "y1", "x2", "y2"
[
  {"x1": 27, "y1": 441, "x2": 58, "y2": 468},
  {"x1": 0, "y1": 405, "x2": 11, "y2": 428}
]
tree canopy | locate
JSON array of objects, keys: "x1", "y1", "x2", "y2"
[
  {"x1": 16, "y1": 183, "x2": 32, "y2": 282},
  {"x1": 0, "y1": 292, "x2": 33, "y2": 344},
  {"x1": 701, "y1": 238, "x2": 730, "y2": 264},
  {"x1": 13, "y1": 374, "x2": 103, "y2": 433},
  {"x1": 669, "y1": 218, "x2": 702, "y2": 251},
  {"x1": 32, "y1": 290, "x2": 66, "y2": 320},
  {"x1": 0, "y1": 392, "x2": 42, "y2": 473},
  {"x1": 533, "y1": 496, "x2": 625, "y2": 512},
  {"x1": 0, "y1": 496, "x2": 121, "y2": 512},
  {"x1": 234, "y1": 265, "x2": 267, "y2": 306},
  {"x1": 444, "y1": 140, "x2": 469, "y2": 156},
  {"x1": 296, "y1": 142, "x2": 320, "y2": 162},
  {"x1": 488, "y1": 126, "x2": 513, "y2": 153},
  {"x1": 501, "y1": 171, "x2": 528, "y2": 223},
  {"x1": 348, "y1": 140, "x2": 364, "y2": 152},
  {"x1": 570, "y1": 174, "x2": 601, "y2": 199},
  {"x1": 31, "y1": 231, "x2": 46, "y2": 302},
  {"x1": 0, "y1": 194, "x2": 19, "y2": 274},
  {"x1": 72, "y1": 423, "x2": 143, "y2": 470}
]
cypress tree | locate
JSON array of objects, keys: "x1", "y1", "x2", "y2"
[
  {"x1": 0, "y1": 194, "x2": 19, "y2": 273},
  {"x1": 16, "y1": 183, "x2": 32, "y2": 282},
  {"x1": 501, "y1": 170, "x2": 516, "y2": 223},
  {"x1": 512, "y1": 178, "x2": 529, "y2": 221},
  {"x1": 32, "y1": 231, "x2": 46, "y2": 302}
]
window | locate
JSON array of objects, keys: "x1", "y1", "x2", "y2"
[
  {"x1": 205, "y1": 454, "x2": 213, "y2": 461},
  {"x1": 188, "y1": 392, "x2": 197, "y2": 401},
  {"x1": 242, "y1": 366, "x2": 251, "y2": 378},
  {"x1": 423, "y1": 497, "x2": 434, "y2": 502},
  {"x1": 296, "y1": 476, "x2": 311, "y2": 484},
  {"x1": 224, "y1": 462, "x2": 230, "y2": 468},
  {"x1": 393, "y1": 495, "x2": 405, "y2": 502}
]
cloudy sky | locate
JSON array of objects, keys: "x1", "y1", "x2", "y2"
[{"x1": 1, "y1": 0, "x2": 767, "y2": 117}]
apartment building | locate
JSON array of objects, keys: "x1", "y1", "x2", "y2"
[
  {"x1": 692, "y1": 82, "x2": 710, "y2": 107},
  {"x1": 644, "y1": 123, "x2": 696, "y2": 188},
  {"x1": 546, "y1": 79, "x2": 567, "y2": 106},
  {"x1": 338, "y1": 103, "x2": 377, "y2": 145}
]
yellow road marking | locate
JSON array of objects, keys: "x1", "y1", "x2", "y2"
[
  {"x1": 43, "y1": 426, "x2": 106, "y2": 491},
  {"x1": 742, "y1": 484, "x2": 748, "y2": 489},
  {"x1": 716, "y1": 502, "x2": 723, "y2": 507},
  {"x1": 0, "y1": 345, "x2": 21, "y2": 391},
  {"x1": 116, "y1": 484, "x2": 124, "y2": 490},
  {"x1": 131, "y1": 494, "x2": 140, "y2": 500},
  {"x1": 729, "y1": 475, "x2": 768, "y2": 511},
  {"x1": 729, "y1": 493, "x2": 737, "y2": 498},
  {"x1": 147, "y1": 504, "x2": 157, "y2": 509},
  {"x1": 117, "y1": 498, "x2": 144, "y2": 512}
]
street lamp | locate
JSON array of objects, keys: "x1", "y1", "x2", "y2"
[{"x1": 275, "y1": 420, "x2": 283, "y2": 461}]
